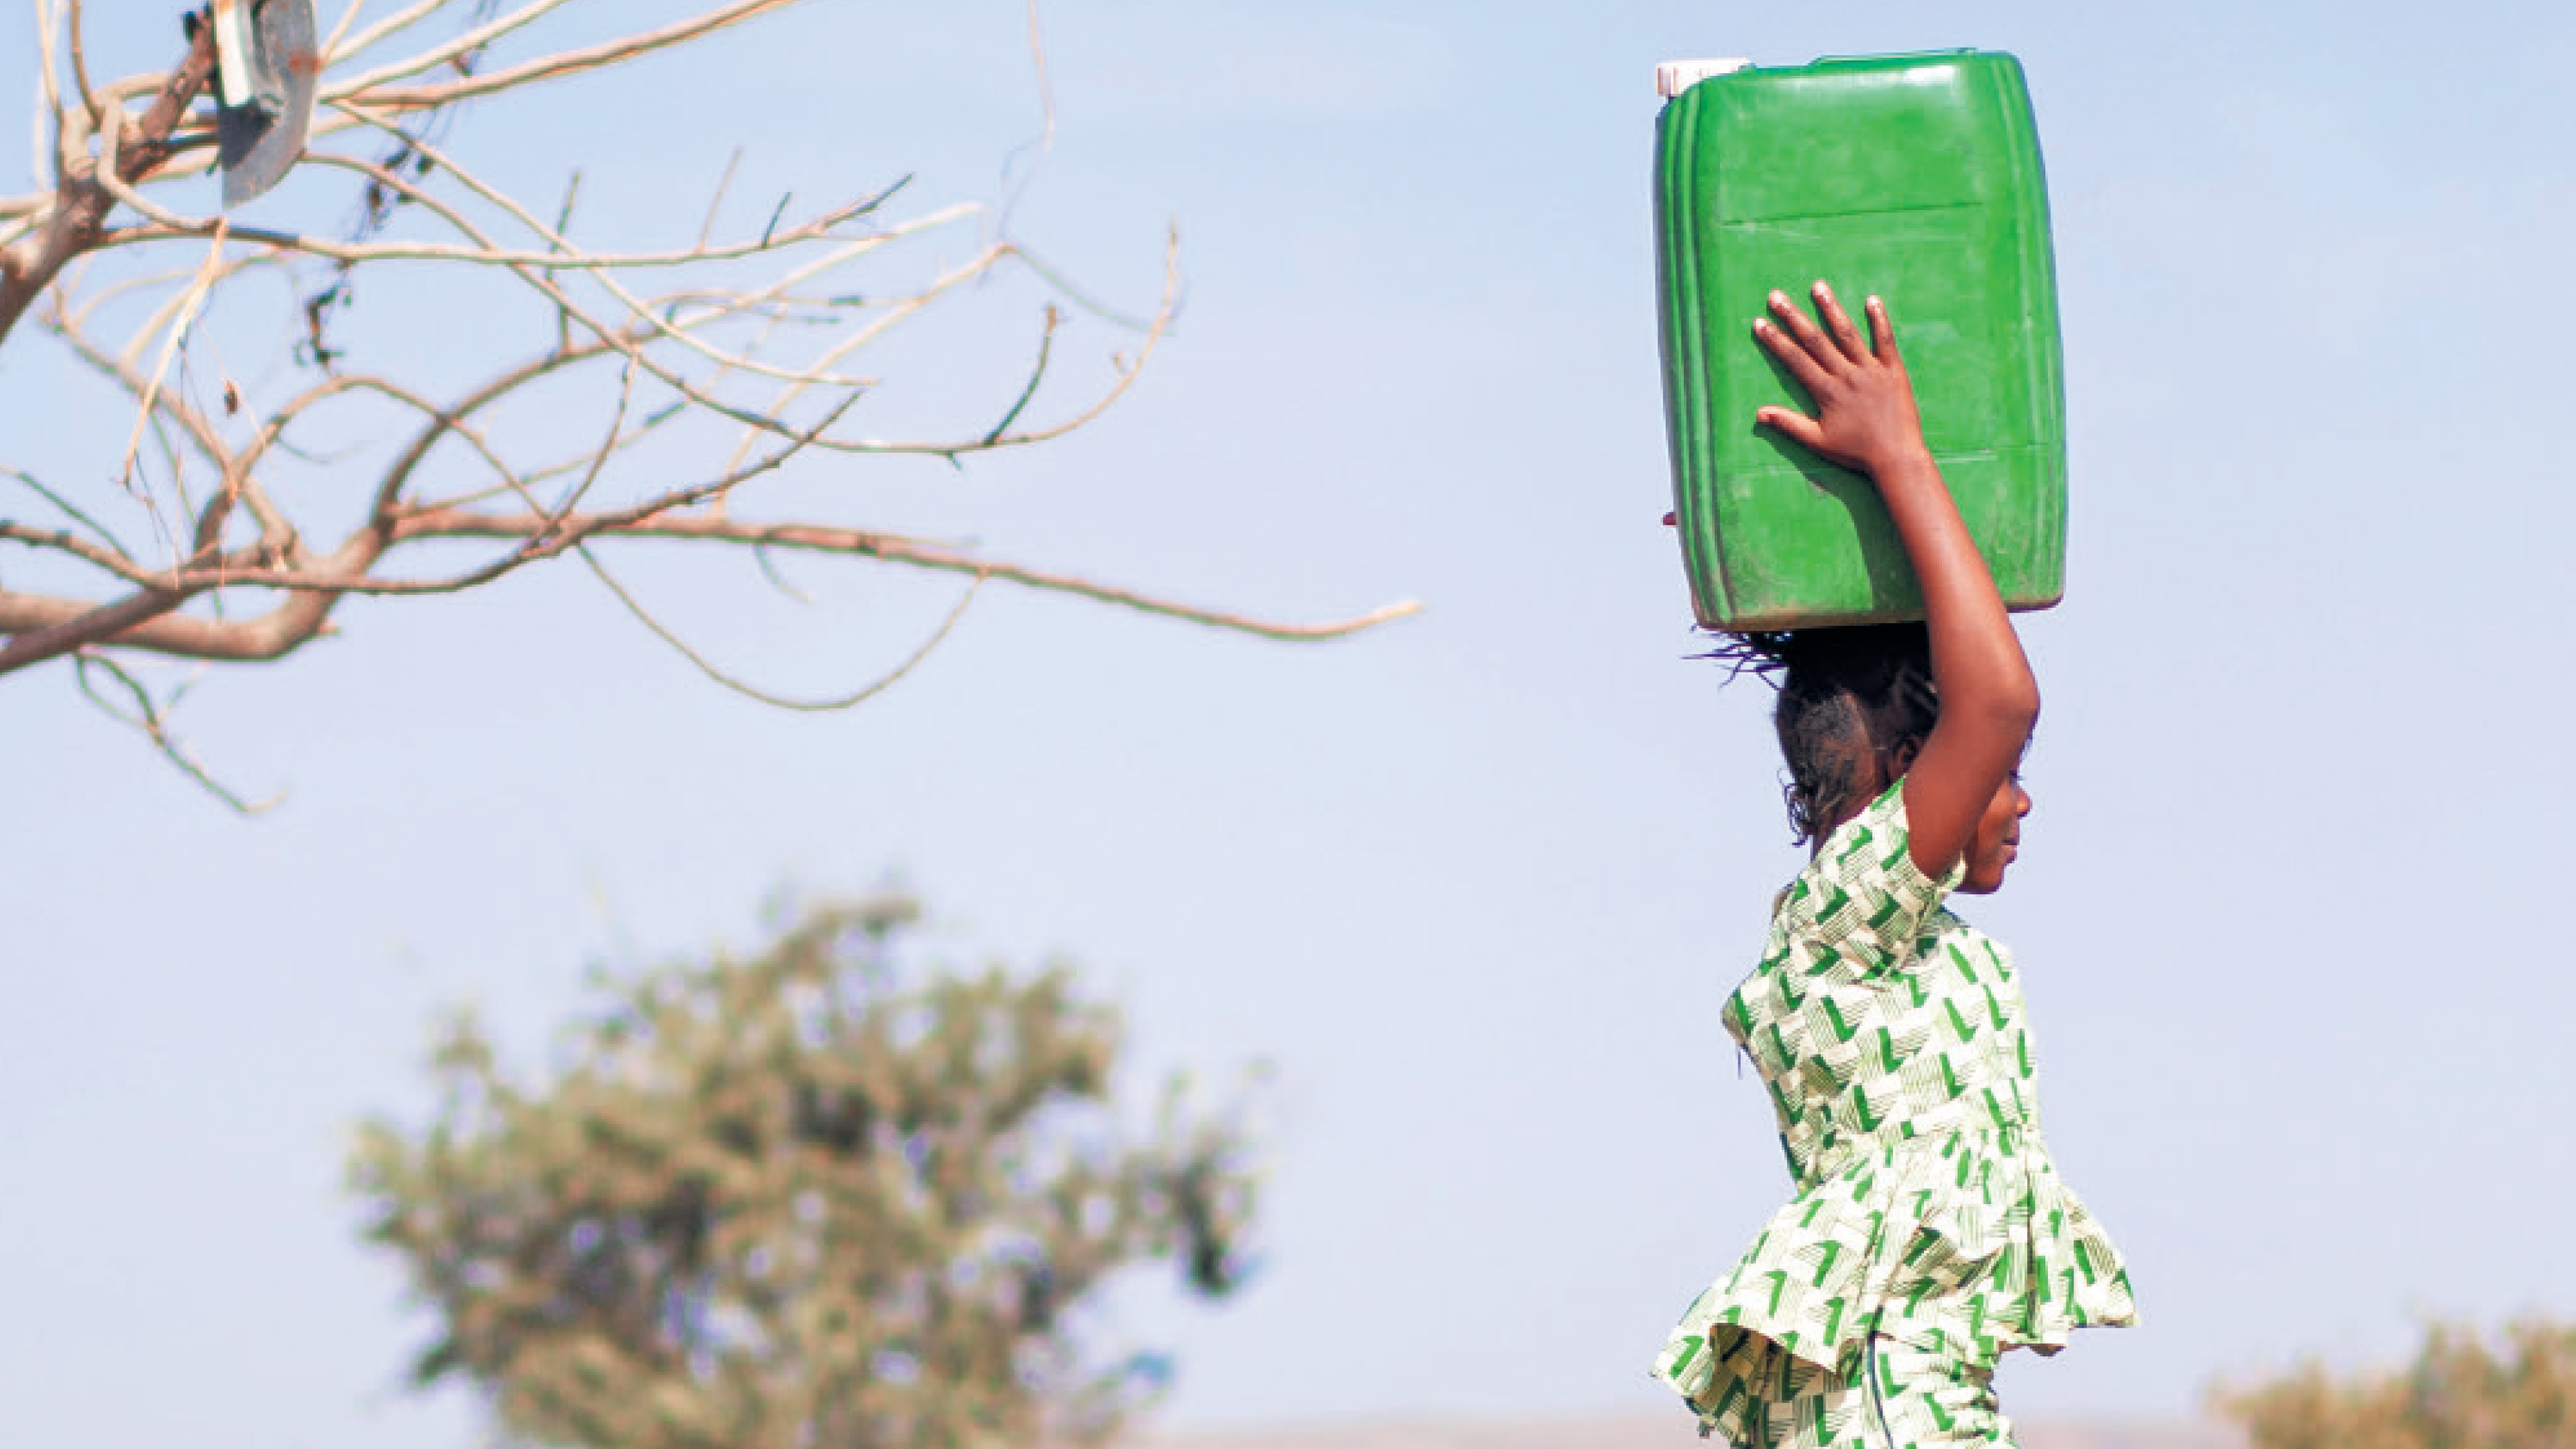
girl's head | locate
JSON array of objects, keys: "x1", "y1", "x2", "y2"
[{"x1": 1703, "y1": 623, "x2": 2031, "y2": 892}]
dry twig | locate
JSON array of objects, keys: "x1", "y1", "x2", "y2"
[{"x1": 3, "y1": 0, "x2": 1421, "y2": 806}]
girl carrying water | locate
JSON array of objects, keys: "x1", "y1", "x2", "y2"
[{"x1": 1652, "y1": 282, "x2": 2135, "y2": 1447}]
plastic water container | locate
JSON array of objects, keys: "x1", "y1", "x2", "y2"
[{"x1": 1654, "y1": 50, "x2": 2065, "y2": 631}]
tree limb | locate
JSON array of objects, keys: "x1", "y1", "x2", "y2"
[
  {"x1": 5, "y1": 0, "x2": 1426, "y2": 796},
  {"x1": 376, "y1": 511, "x2": 1424, "y2": 642},
  {"x1": 0, "y1": 13, "x2": 214, "y2": 345},
  {"x1": 0, "y1": 506, "x2": 1421, "y2": 672}
]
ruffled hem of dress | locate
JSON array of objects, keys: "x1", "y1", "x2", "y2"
[{"x1": 1649, "y1": 1134, "x2": 2136, "y2": 1420}]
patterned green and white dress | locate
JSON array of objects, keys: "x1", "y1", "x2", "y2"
[{"x1": 1653, "y1": 783, "x2": 2137, "y2": 1447}]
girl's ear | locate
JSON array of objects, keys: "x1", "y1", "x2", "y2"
[{"x1": 1887, "y1": 737, "x2": 1924, "y2": 778}]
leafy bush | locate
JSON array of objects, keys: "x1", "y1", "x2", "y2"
[
  {"x1": 2216, "y1": 1319, "x2": 2576, "y2": 1449},
  {"x1": 351, "y1": 894, "x2": 1259, "y2": 1449}
]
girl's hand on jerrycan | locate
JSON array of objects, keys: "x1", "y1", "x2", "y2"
[{"x1": 1750, "y1": 281, "x2": 1929, "y2": 482}]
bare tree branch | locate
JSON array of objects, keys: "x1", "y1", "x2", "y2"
[
  {"x1": 0, "y1": 8, "x2": 215, "y2": 342},
  {"x1": 326, "y1": 0, "x2": 808, "y2": 111},
  {"x1": 73, "y1": 649, "x2": 282, "y2": 813},
  {"x1": 379, "y1": 513, "x2": 1426, "y2": 642},
  {"x1": 5, "y1": 0, "x2": 1422, "y2": 800},
  {"x1": 90, "y1": 171, "x2": 912, "y2": 273},
  {"x1": 578, "y1": 548, "x2": 985, "y2": 712}
]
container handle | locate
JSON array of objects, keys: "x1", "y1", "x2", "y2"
[{"x1": 1810, "y1": 48, "x2": 1978, "y2": 66}]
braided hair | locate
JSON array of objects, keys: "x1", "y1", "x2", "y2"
[{"x1": 1699, "y1": 624, "x2": 1941, "y2": 846}]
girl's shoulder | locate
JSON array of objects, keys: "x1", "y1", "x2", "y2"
[{"x1": 1768, "y1": 782, "x2": 1966, "y2": 970}]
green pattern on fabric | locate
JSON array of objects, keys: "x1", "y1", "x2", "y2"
[
  {"x1": 1652, "y1": 783, "x2": 2136, "y2": 1444},
  {"x1": 1672, "y1": 1322, "x2": 2028, "y2": 1449}
]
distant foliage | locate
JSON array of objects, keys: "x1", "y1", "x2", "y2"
[
  {"x1": 2216, "y1": 1319, "x2": 2576, "y2": 1449},
  {"x1": 350, "y1": 894, "x2": 1258, "y2": 1449}
]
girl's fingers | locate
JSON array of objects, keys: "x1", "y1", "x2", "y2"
[
  {"x1": 1756, "y1": 405, "x2": 1825, "y2": 451},
  {"x1": 1753, "y1": 317, "x2": 1832, "y2": 396},
  {"x1": 1866, "y1": 295, "x2": 1903, "y2": 368},
  {"x1": 1766, "y1": 290, "x2": 1841, "y2": 370},
  {"x1": 1812, "y1": 282, "x2": 1870, "y2": 365}
]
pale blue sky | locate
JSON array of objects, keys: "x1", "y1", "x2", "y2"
[{"x1": 5, "y1": 2, "x2": 2575, "y2": 1446}]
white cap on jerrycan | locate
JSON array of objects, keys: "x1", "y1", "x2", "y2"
[{"x1": 1656, "y1": 58, "x2": 1751, "y2": 98}]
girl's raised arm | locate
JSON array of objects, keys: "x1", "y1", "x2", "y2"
[{"x1": 1751, "y1": 282, "x2": 2037, "y2": 879}]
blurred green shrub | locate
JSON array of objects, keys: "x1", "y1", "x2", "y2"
[
  {"x1": 2216, "y1": 1319, "x2": 2576, "y2": 1449},
  {"x1": 350, "y1": 894, "x2": 1259, "y2": 1449}
]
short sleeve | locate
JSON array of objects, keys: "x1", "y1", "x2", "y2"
[{"x1": 1772, "y1": 781, "x2": 1964, "y2": 971}]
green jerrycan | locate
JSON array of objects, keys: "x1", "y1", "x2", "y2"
[{"x1": 1654, "y1": 50, "x2": 2065, "y2": 631}]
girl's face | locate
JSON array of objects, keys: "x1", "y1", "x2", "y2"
[{"x1": 1955, "y1": 773, "x2": 2032, "y2": 896}]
